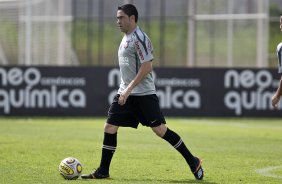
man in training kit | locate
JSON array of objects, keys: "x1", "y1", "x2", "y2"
[
  {"x1": 272, "y1": 13, "x2": 282, "y2": 109},
  {"x1": 81, "y1": 4, "x2": 204, "y2": 180}
]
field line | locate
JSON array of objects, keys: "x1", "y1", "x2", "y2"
[{"x1": 255, "y1": 166, "x2": 282, "y2": 179}]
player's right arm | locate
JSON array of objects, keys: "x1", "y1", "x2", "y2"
[
  {"x1": 273, "y1": 41, "x2": 282, "y2": 109},
  {"x1": 272, "y1": 76, "x2": 282, "y2": 109}
]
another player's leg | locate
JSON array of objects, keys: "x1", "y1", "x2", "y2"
[
  {"x1": 81, "y1": 123, "x2": 118, "y2": 179},
  {"x1": 152, "y1": 124, "x2": 204, "y2": 180}
]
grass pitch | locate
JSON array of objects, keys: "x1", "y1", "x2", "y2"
[{"x1": 0, "y1": 117, "x2": 282, "y2": 184}]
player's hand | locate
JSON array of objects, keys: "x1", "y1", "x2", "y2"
[
  {"x1": 118, "y1": 94, "x2": 126, "y2": 106},
  {"x1": 118, "y1": 90, "x2": 130, "y2": 106},
  {"x1": 271, "y1": 95, "x2": 280, "y2": 110}
]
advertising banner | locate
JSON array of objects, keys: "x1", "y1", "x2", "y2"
[{"x1": 0, "y1": 66, "x2": 281, "y2": 117}]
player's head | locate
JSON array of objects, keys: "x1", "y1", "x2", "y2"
[
  {"x1": 117, "y1": 4, "x2": 138, "y2": 34},
  {"x1": 118, "y1": 4, "x2": 138, "y2": 22}
]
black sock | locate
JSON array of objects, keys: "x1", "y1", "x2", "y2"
[
  {"x1": 99, "y1": 132, "x2": 117, "y2": 174},
  {"x1": 162, "y1": 128, "x2": 195, "y2": 166}
]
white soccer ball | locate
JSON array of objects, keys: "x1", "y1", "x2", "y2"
[{"x1": 58, "y1": 157, "x2": 83, "y2": 180}]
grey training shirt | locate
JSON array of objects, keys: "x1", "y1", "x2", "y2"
[{"x1": 117, "y1": 26, "x2": 156, "y2": 96}]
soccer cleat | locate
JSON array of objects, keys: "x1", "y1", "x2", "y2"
[
  {"x1": 190, "y1": 157, "x2": 204, "y2": 180},
  {"x1": 81, "y1": 168, "x2": 110, "y2": 179}
]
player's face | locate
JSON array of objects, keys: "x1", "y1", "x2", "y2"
[
  {"x1": 280, "y1": 16, "x2": 282, "y2": 32},
  {"x1": 117, "y1": 10, "x2": 133, "y2": 34}
]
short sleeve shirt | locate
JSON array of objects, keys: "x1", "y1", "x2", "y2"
[
  {"x1": 277, "y1": 42, "x2": 282, "y2": 73},
  {"x1": 117, "y1": 26, "x2": 156, "y2": 95}
]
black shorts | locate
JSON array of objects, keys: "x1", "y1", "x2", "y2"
[{"x1": 107, "y1": 94, "x2": 166, "y2": 128}]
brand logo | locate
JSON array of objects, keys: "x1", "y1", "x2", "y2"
[
  {"x1": 59, "y1": 163, "x2": 74, "y2": 175},
  {"x1": 119, "y1": 57, "x2": 129, "y2": 66},
  {"x1": 224, "y1": 69, "x2": 276, "y2": 115},
  {"x1": 0, "y1": 67, "x2": 86, "y2": 114},
  {"x1": 124, "y1": 40, "x2": 130, "y2": 48}
]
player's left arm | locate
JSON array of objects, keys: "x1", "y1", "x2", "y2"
[
  {"x1": 118, "y1": 61, "x2": 152, "y2": 105},
  {"x1": 272, "y1": 75, "x2": 282, "y2": 109}
]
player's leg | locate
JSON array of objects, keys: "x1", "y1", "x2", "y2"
[
  {"x1": 152, "y1": 124, "x2": 195, "y2": 164},
  {"x1": 151, "y1": 124, "x2": 204, "y2": 180},
  {"x1": 136, "y1": 95, "x2": 204, "y2": 180},
  {"x1": 81, "y1": 123, "x2": 118, "y2": 179},
  {"x1": 152, "y1": 124, "x2": 195, "y2": 162},
  {"x1": 99, "y1": 123, "x2": 119, "y2": 175},
  {"x1": 81, "y1": 94, "x2": 139, "y2": 179},
  {"x1": 81, "y1": 94, "x2": 120, "y2": 179}
]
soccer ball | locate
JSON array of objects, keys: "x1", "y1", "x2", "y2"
[{"x1": 58, "y1": 157, "x2": 82, "y2": 180}]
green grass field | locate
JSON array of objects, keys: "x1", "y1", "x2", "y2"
[{"x1": 0, "y1": 117, "x2": 282, "y2": 184}]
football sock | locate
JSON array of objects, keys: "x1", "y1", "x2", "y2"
[
  {"x1": 99, "y1": 132, "x2": 117, "y2": 174},
  {"x1": 162, "y1": 128, "x2": 195, "y2": 166}
]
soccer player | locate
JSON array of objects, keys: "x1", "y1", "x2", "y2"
[
  {"x1": 272, "y1": 14, "x2": 282, "y2": 109},
  {"x1": 81, "y1": 4, "x2": 204, "y2": 180}
]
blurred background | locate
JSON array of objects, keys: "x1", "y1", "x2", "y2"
[{"x1": 0, "y1": 0, "x2": 281, "y2": 68}]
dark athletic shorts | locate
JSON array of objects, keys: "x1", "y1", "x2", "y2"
[{"x1": 107, "y1": 94, "x2": 166, "y2": 128}]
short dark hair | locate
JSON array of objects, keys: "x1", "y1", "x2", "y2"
[{"x1": 118, "y1": 4, "x2": 138, "y2": 22}]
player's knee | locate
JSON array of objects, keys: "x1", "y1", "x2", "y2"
[
  {"x1": 104, "y1": 123, "x2": 119, "y2": 134},
  {"x1": 152, "y1": 124, "x2": 167, "y2": 137}
]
